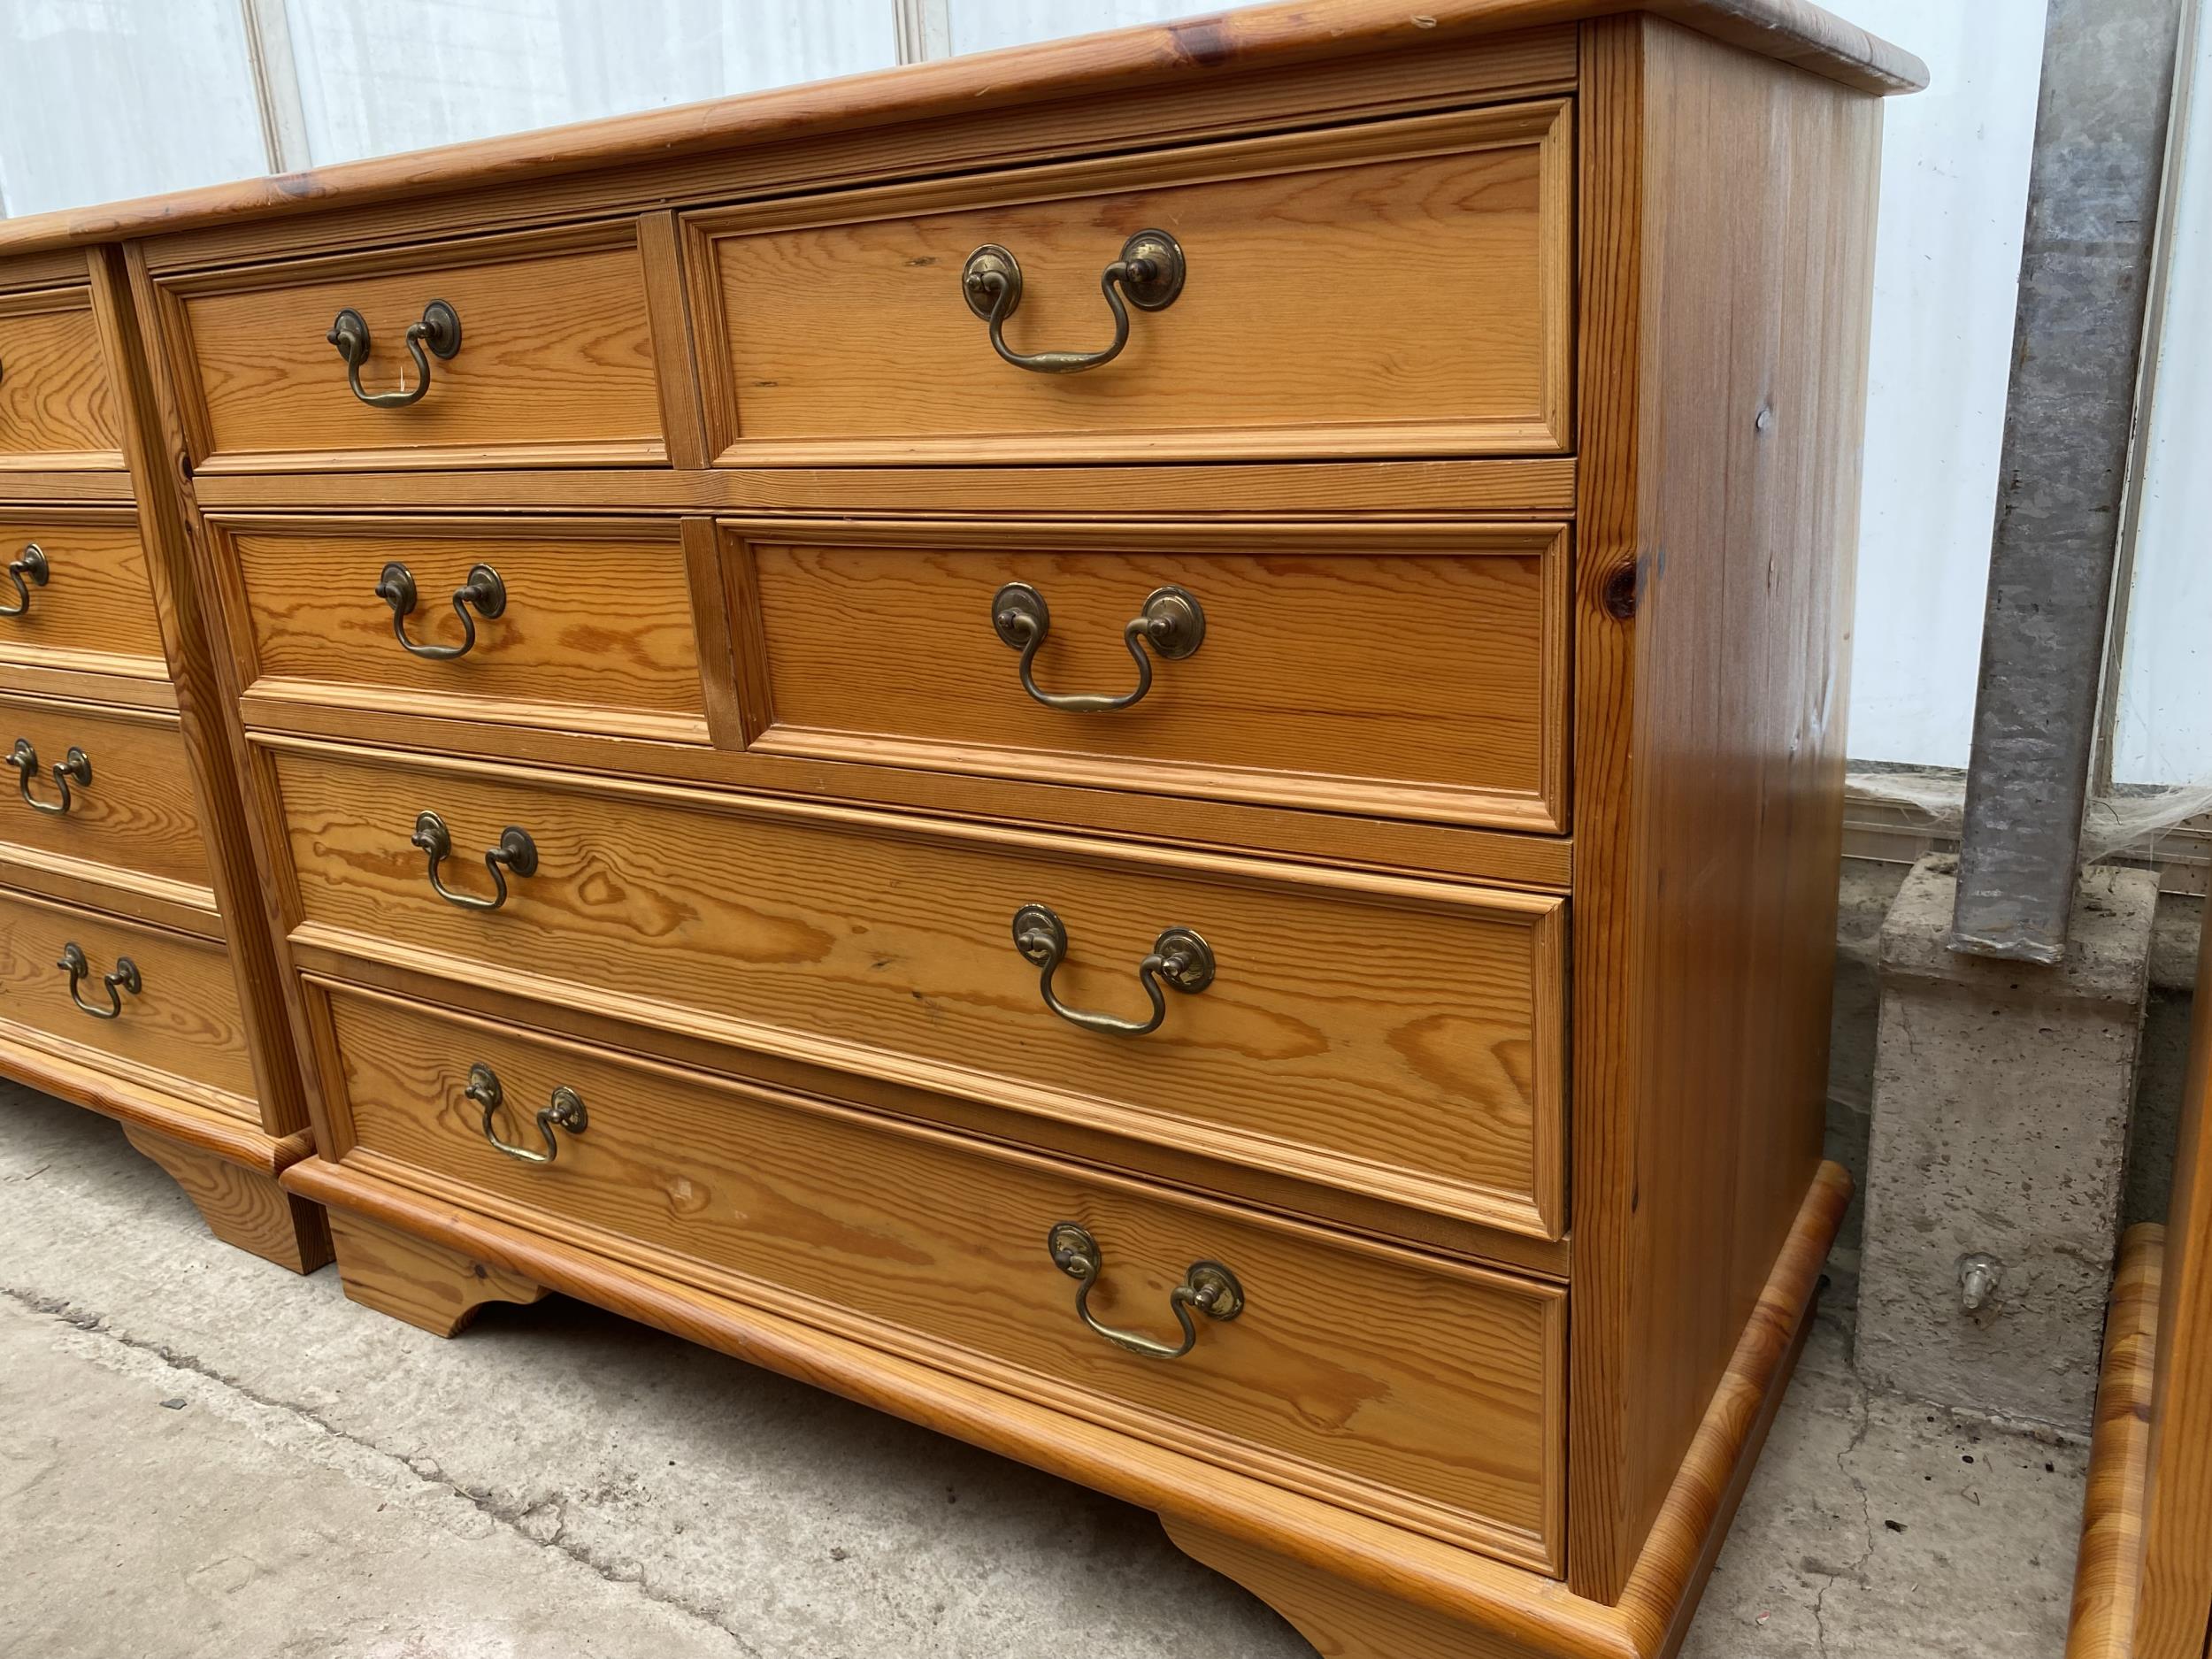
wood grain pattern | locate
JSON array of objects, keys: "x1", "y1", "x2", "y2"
[
  {"x1": 730, "y1": 519, "x2": 1568, "y2": 833},
  {"x1": 0, "y1": 286, "x2": 122, "y2": 468},
  {"x1": 289, "y1": 1148, "x2": 1624, "y2": 1658},
  {"x1": 0, "y1": 1028, "x2": 306, "y2": 1172},
  {"x1": 321, "y1": 979, "x2": 1565, "y2": 1569},
  {"x1": 106, "y1": 241, "x2": 319, "y2": 1142},
  {"x1": 0, "y1": 470, "x2": 135, "y2": 506},
  {"x1": 0, "y1": 846, "x2": 216, "y2": 940},
  {"x1": 158, "y1": 221, "x2": 665, "y2": 473},
  {"x1": 1165, "y1": 1521, "x2": 1553, "y2": 1658},
  {"x1": 2068, "y1": 1223, "x2": 2164, "y2": 1659},
  {"x1": 211, "y1": 514, "x2": 710, "y2": 742},
  {"x1": 235, "y1": 695, "x2": 1577, "y2": 893},
  {"x1": 687, "y1": 103, "x2": 1572, "y2": 465},
  {"x1": 284, "y1": 1149, "x2": 1848, "y2": 1659},
  {"x1": 1609, "y1": 1162, "x2": 1847, "y2": 1655},
  {"x1": 0, "y1": 509, "x2": 166, "y2": 679},
  {"x1": 0, "y1": 3, "x2": 1920, "y2": 269},
  {"x1": 188, "y1": 458, "x2": 1578, "y2": 518},
  {"x1": 2137, "y1": 907, "x2": 2212, "y2": 1659},
  {"x1": 639, "y1": 211, "x2": 711, "y2": 472},
  {"x1": 133, "y1": 28, "x2": 1584, "y2": 279},
  {"x1": 0, "y1": 885, "x2": 256, "y2": 1117},
  {"x1": 70, "y1": 6, "x2": 1905, "y2": 1647},
  {"x1": 272, "y1": 741, "x2": 1566, "y2": 1238},
  {"x1": 288, "y1": 949, "x2": 1571, "y2": 1282},
  {"x1": 328, "y1": 1207, "x2": 545, "y2": 1335},
  {"x1": 0, "y1": 691, "x2": 215, "y2": 900},
  {"x1": 1173, "y1": 1169, "x2": 1843, "y2": 1658},
  {"x1": 1566, "y1": 16, "x2": 1878, "y2": 1601},
  {"x1": 0, "y1": 662, "x2": 176, "y2": 713},
  {"x1": 123, "y1": 1121, "x2": 332, "y2": 1272},
  {"x1": 0, "y1": 250, "x2": 97, "y2": 290}
]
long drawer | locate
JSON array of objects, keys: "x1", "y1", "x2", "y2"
[
  {"x1": 0, "y1": 693, "x2": 214, "y2": 903},
  {"x1": 684, "y1": 101, "x2": 1572, "y2": 465},
  {"x1": 270, "y1": 741, "x2": 1566, "y2": 1239},
  {"x1": 0, "y1": 885, "x2": 255, "y2": 1119},
  {"x1": 320, "y1": 979, "x2": 1565, "y2": 1571}
]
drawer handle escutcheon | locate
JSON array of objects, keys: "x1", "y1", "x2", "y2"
[
  {"x1": 58, "y1": 941, "x2": 140, "y2": 1020},
  {"x1": 326, "y1": 300, "x2": 463, "y2": 409},
  {"x1": 961, "y1": 231, "x2": 1185, "y2": 375},
  {"x1": 1011, "y1": 903, "x2": 1214, "y2": 1038},
  {"x1": 992, "y1": 582, "x2": 1204, "y2": 713},
  {"x1": 376, "y1": 561, "x2": 506, "y2": 661},
  {"x1": 7, "y1": 738, "x2": 89, "y2": 816},
  {"x1": 412, "y1": 810, "x2": 537, "y2": 911},
  {"x1": 0, "y1": 544, "x2": 50, "y2": 617},
  {"x1": 1047, "y1": 1222, "x2": 1243, "y2": 1360},
  {"x1": 465, "y1": 1063, "x2": 588, "y2": 1165}
]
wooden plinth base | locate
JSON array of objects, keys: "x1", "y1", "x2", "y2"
[
  {"x1": 328, "y1": 1208, "x2": 547, "y2": 1336},
  {"x1": 124, "y1": 1123, "x2": 332, "y2": 1273},
  {"x1": 1166, "y1": 1516, "x2": 1554, "y2": 1659},
  {"x1": 288, "y1": 1157, "x2": 1848, "y2": 1659}
]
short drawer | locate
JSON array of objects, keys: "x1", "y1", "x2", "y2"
[
  {"x1": 685, "y1": 101, "x2": 1571, "y2": 465},
  {"x1": 727, "y1": 519, "x2": 1567, "y2": 833},
  {"x1": 273, "y1": 743, "x2": 1564, "y2": 1239},
  {"x1": 0, "y1": 509, "x2": 167, "y2": 680},
  {"x1": 0, "y1": 886, "x2": 254, "y2": 1118},
  {"x1": 0, "y1": 286, "x2": 122, "y2": 469},
  {"x1": 0, "y1": 694, "x2": 213, "y2": 904},
  {"x1": 155, "y1": 224, "x2": 667, "y2": 473},
  {"x1": 212, "y1": 516, "x2": 710, "y2": 742},
  {"x1": 323, "y1": 982, "x2": 1565, "y2": 1571}
]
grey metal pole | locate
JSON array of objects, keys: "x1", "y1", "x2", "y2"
[{"x1": 1951, "y1": 0, "x2": 2185, "y2": 963}]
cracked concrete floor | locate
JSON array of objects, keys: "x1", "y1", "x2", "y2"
[{"x1": 1, "y1": 1085, "x2": 2091, "y2": 1659}]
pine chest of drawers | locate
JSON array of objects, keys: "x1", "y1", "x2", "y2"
[
  {"x1": 0, "y1": 249, "x2": 323, "y2": 1271},
  {"x1": 2, "y1": 3, "x2": 1924, "y2": 1653}
]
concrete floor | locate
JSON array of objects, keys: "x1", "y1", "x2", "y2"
[{"x1": 0, "y1": 1084, "x2": 2091, "y2": 1659}]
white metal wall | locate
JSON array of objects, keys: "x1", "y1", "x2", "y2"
[
  {"x1": 2111, "y1": 0, "x2": 2210, "y2": 791},
  {"x1": 949, "y1": 0, "x2": 1202, "y2": 54},
  {"x1": 0, "y1": 2, "x2": 2063, "y2": 777},
  {"x1": 0, "y1": 2, "x2": 268, "y2": 215},
  {"x1": 1842, "y1": 0, "x2": 2047, "y2": 770},
  {"x1": 281, "y1": 0, "x2": 897, "y2": 164}
]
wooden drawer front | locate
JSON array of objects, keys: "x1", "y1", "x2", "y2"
[
  {"x1": 0, "y1": 510, "x2": 166, "y2": 680},
  {"x1": 687, "y1": 102, "x2": 1571, "y2": 465},
  {"x1": 731, "y1": 520, "x2": 1567, "y2": 833},
  {"x1": 325, "y1": 984, "x2": 1564, "y2": 1569},
  {"x1": 159, "y1": 225, "x2": 665, "y2": 473},
  {"x1": 0, "y1": 288, "x2": 122, "y2": 469},
  {"x1": 0, "y1": 695, "x2": 212, "y2": 902},
  {"x1": 0, "y1": 887, "x2": 254, "y2": 1117},
  {"x1": 217, "y1": 517, "x2": 710, "y2": 742},
  {"x1": 274, "y1": 746, "x2": 1565, "y2": 1238}
]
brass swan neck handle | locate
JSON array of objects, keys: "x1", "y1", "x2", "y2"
[
  {"x1": 1047, "y1": 1223, "x2": 1244, "y2": 1360},
  {"x1": 961, "y1": 231, "x2": 1185, "y2": 375}
]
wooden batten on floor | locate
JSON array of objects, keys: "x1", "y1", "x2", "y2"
[{"x1": 2067, "y1": 1224, "x2": 2165, "y2": 1659}]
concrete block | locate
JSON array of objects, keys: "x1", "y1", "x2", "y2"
[
  {"x1": 1855, "y1": 855, "x2": 2156, "y2": 1432},
  {"x1": 2124, "y1": 892, "x2": 2201, "y2": 1227},
  {"x1": 1824, "y1": 859, "x2": 1911, "y2": 1310}
]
